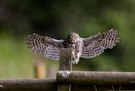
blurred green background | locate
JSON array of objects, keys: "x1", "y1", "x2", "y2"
[{"x1": 0, "y1": 0, "x2": 135, "y2": 79}]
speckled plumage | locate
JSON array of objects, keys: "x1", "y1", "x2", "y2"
[{"x1": 27, "y1": 29, "x2": 119, "y2": 64}]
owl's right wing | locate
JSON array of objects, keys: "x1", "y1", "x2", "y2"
[
  {"x1": 81, "y1": 29, "x2": 119, "y2": 58},
  {"x1": 27, "y1": 33, "x2": 64, "y2": 60}
]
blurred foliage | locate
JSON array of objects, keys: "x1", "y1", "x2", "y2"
[
  {"x1": 0, "y1": 0, "x2": 135, "y2": 78},
  {"x1": 0, "y1": 34, "x2": 34, "y2": 79}
]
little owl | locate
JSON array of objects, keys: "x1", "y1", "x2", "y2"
[{"x1": 27, "y1": 29, "x2": 119, "y2": 64}]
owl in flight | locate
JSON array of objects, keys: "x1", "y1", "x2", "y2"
[{"x1": 27, "y1": 29, "x2": 119, "y2": 64}]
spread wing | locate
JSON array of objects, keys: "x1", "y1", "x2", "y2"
[
  {"x1": 27, "y1": 33, "x2": 64, "y2": 60},
  {"x1": 81, "y1": 29, "x2": 119, "y2": 58}
]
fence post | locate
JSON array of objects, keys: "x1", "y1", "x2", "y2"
[
  {"x1": 57, "y1": 48, "x2": 72, "y2": 91},
  {"x1": 34, "y1": 59, "x2": 46, "y2": 79}
]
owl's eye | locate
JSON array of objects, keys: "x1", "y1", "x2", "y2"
[
  {"x1": 68, "y1": 36, "x2": 72, "y2": 39},
  {"x1": 72, "y1": 58, "x2": 75, "y2": 60}
]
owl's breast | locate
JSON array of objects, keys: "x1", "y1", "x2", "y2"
[{"x1": 63, "y1": 40, "x2": 83, "y2": 64}]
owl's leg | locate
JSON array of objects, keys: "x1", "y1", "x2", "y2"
[
  {"x1": 71, "y1": 50, "x2": 80, "y2": 64},
  {"x1": 73, "y1": 57, "x2": 80, "y2": 64},
  {"x1": 71, "y1": 50, "x2": 76, "y2": 64}
]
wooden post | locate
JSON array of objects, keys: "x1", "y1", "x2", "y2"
[
  {"x1": 59, "y1": 48, "x2": 72, "y2": 71},
  {"x1": 57, "y1": 48, "x2": 72, "y2": 91},
  {"x1": 34, "y1": 60, "x2": 46, "y2": 79}
]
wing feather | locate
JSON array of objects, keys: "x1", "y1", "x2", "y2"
[
  {"x1": 81, "y1": 29, "x2": 119, "y2": 58},
  {"x1": 27, "y1": 33, "x2": 64, "y2": 60}
]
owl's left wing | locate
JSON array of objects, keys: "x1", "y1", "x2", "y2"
[
  {"x1": 81, "y1": 29, "x2": 119, "y2": 58},
  {"x1": 27, "y1": 33, "x2": 64, "y2": 60}
]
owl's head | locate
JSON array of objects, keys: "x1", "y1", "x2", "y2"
[{"x1": 67, "y1": 32, "x2": 80, "y2": 44}]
